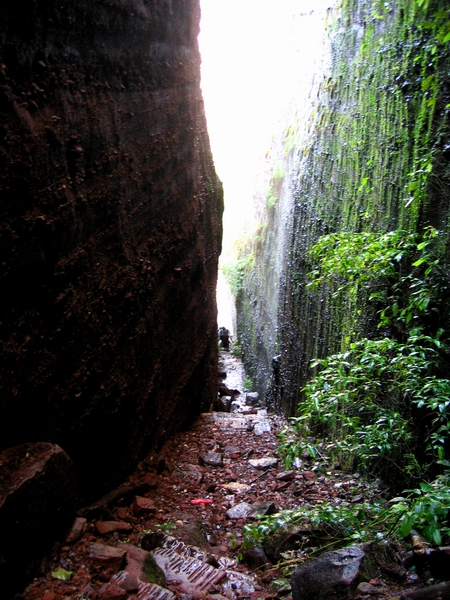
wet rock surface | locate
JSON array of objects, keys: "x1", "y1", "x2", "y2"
[
  {"x1": 18, "y1": 354, "x2": 449, "y2": 599},
  {"x1": 291, "y1": 544, "x2": 376, "y2": 600}
]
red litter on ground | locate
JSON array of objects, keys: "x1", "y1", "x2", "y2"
[{"x1": 190, "y1": 498, "x2": 214, "y2": 505}]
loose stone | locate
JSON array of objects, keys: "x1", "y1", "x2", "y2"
[
  {"x1": 95, "y1": 521, "x2": 133, "y2": 535},
  {"x1": 198, "y1": 452, "x2": 224, "y2": 467},
  {"x1": 249, "y1": 457, "x2": 278, "y2": 469},
  {"x1": 133, "y1": 496, "x2": 156, "y2": 515}
]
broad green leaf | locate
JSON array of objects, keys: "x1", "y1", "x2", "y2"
[
  {"x1": 420, "y1": 482, "x2": 434, "y2": 492},
  {"x1": 412, "y1": 257, "x2": 427, "y2": 267},
  {"x1": 421, "y1": 75, "x2": 435, "y2": 91},
  {"x1": 432, "y1": 529, "x2": 442, "y2": 546},
  {"x1": 400, "y1": 514, "x2": 413, "y2": 537}
]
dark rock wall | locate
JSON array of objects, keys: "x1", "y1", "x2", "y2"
[{"x1": 0, "y1": 0, "x2": 223, "y2": 500}]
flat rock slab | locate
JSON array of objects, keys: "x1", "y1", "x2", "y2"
[
  {"x1": 111, "y1": 571, "x2": 140, "y2": 592},
  {"x1": 113, "y1": 570, "x2": 176, "y2": 600},
  {"x1": 226, "y1": 502, "x2": 253, "y2": 519},
  {"x1": 249, "y1": 457, "x2": 278, "y2": 469},
  {"x1": 221, "y1": 482, "x2": 251, "y2": 493},
  {"x1": 137, "y1": 581, "x2": 176, "y2": 600}
]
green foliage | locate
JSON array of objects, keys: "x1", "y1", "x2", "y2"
[
  {"x1": 276, "y1": 222, "x2": 450, "y2": 548},
  {"x1": 390, "y1": 471, "x2": 450, "y2": 545},
  {"x1": 272, "y1": 163, "x2": 285, "y2": 184},
  {"x1": 307, "y1": 226, "x2": 444, "y2": 332},
  {"x1": 143, "y1": 554, "x2": 166, "y2": 587},
  {"x1": 237, "y1": 0, "x2": 450, "y2": 558},
  {"x1": 283, "y1": 226, "x2": 450, "y2": 488},
  {"x1": 243, "y1": 473, "x2": 450, "y2": 552},
  {"x1": 222, "y1": 253, "x2": 255, "y2": 297},
  {"x1": 230, "y1": 339, "x2": 243, "y2": 358},
  {"x1": 243, "y1": 377, "x2": 254, "y2": 391},
  {"x1": 51, "y1": 568, "x2": 73, "y2": 581},
  {"x1": 242, "y1": 522, "x2": 272, "y2": 549},
  {"x1": 265, "y1": 164, "x2": 285, "y2": 211},
  {"x1": 279, "y1": 332, "x2": 449, "y2": 482},
  {"x1": 243, "y1": 501, "x2": 392, "y2": 551},
  {"x1": 266, "y1": 188, "x2": 278, "y2": 210}
]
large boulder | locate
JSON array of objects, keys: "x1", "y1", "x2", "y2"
[
  {"x1": 0, "y1": 442, "x2": 78, "y2": 599},
  {"x1": 291, "y1": 544, "x2": 378, "y2": 600}
]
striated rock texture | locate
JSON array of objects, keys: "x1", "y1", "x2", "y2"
[
  {"x1": 0, "y1": 0, "x2": 223, "y2": 500},
  {"x1": 235, "y1": 0, "x2": 450, "y2": 417}
]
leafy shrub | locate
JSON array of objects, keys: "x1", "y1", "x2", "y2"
[{"x1": 275, "y1": 225, "x2": 450, "y2": 547}]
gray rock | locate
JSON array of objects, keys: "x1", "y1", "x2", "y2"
[
  {"x1": 291, "y1": 544, "x2": 377, "y2": 600},
  {"x1": 249, "y1": 457, "x2": 278, "y2": 469},
  {"x1": 253, "y1": 420, "x2": 272, "y2": 435},
  {"x1": 226, "y1": 502, "x2": 253, "y2": 519},
  {"x1": 276, "y1": 470, "x2": 296, "y2": 481},
  {"x1": 198, "y1": 452, "x2": 224, "y2": 467},
  {"x1": 249, "y1": 502, "x2": 278, "y2": 517},
  {"x1": 245, "y1": 392, "x2": 259, "y2": 406}
]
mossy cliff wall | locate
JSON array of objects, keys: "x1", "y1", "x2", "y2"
[
  {"x1": 0, "y1": 0, "x2": 223, "y2": 500},
  {"x1": 236, "y1": 0, "x2": 450, "y2": 415}
]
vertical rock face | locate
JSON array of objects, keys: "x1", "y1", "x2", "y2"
[
  {"x1": 235, "y1": 0, "x2": 450, "y2": 417},
  {"x1": 0, "y1": 0, "x2": 223, "y2": 500}
]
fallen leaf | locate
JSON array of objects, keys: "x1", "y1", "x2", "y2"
[{"x1": 51, "y1": 568, "x2": 73, "y2": 580}]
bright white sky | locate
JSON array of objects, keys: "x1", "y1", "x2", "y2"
[
  {"x1": 198, "y1": 0, "x2": 332, "y2": 255},
  {"x1": 198, "y1": 0, "x2": 332, "y2": 330}
]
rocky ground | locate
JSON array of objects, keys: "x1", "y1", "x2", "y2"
[{"x1": 20, "y1": 352, "x2": 449, "y2": 600}]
